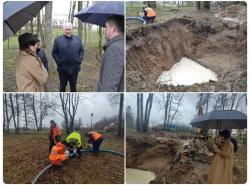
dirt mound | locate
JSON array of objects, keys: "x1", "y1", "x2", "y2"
[
  {"x1": 126, "y1": 135, "x2": 179, "y2": 170},
  {"x1": 126, "y1": 6, "x2": 247, "y2": 92},
  {"x1": 151, "y1": 139, "x2": 212, "y2": 184}
]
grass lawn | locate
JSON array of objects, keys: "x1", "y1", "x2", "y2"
[{"x1": 3, "y1": 29, "x2": 104, "y2": 92}]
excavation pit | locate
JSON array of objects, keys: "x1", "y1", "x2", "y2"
[{"x1": 126, "y1": 6, "x2": 247, "y2": 92}]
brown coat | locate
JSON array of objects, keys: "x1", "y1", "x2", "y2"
[
  {"x1": 16, "y1": 50, "x2": 48, "y2": 92},
  {"x1": 208, "y1": 139, "x2": 234, "y2": 184}
]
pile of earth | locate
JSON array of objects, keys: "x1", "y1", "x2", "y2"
[
  {"x1": 126, "y1": 5, "x2": 247, "y2": 92},
  {"x1": 127, "y1": 134, "x2": 213, "y2": 183}
]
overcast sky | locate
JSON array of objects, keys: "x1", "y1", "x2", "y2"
[
  {"x1": 126, "y1": 93, "x2": 247, "y2": 127},
  {"x1": 126, "y1": 93, "x2": 198, "y2": 126},
  {"x1": 14, "y1": 93, "x2": 121, "y2": 128},
  {"x1": 50, "y1": 93, "x2": 120, "y2": 127}
]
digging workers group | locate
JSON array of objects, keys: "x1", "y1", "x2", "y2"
[{"x1": 48, "y1": 120, "x2": 104, "y2": 166}]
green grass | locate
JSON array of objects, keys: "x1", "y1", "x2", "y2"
[
  {"x1": 3, "y1": 46, "x2": 100, "y2": 92},
  {"x1": 126, "y1": 2, "x2": 195, "y2": 24},
  {"x1": 3, "y1": 28, "x2": 105, "y2": 49}
]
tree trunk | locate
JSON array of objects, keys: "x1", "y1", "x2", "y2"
[
  {"x1": 84, "y1": 23, "x2": 87, "y2": 46},
  {"x1": 118, "y1": 94, "x2": 124, "y2": 137},
  {"x1": 136, "y1": 93, "x2": 140, "y2": 132},
  {"x1": 147, "y1": 1, "x2": 157, "y2": 8},
  {"x1": 68, "y1": 1, "x2": 72, "y2": 22},
  {"x1": 23, "y1": 94, "x2": 28, "y2": 131},
  {"x1": 9, "y1": 94, "x2": 17, "y2": 133},
  {"x1": 163, "y1": 94, "x2": 170, "y2": 129},
  {"x1": 60, "y1": 94, "x2": 70, "y2": 134},
  {"x1": 143, "y1": 93, "x2": 153, "y2": 132},
  {"x1": 30, "y1": 19, "x2": 34, "y2": 34},
  {"x1": 37, "y1": 12, "x2": 45, "y2": 47},
  {"x1": 98, "y1": 26, "x2": 103, "y2": 56},
  {"x1": 4, "y1": 94, "x2": 11, "y2": 133},
  {"x1": 70, "y1": 1, "x2": 76, "y2": 24},
  {"x1": 32, "y1": 94, "x2": 39, "y2": 130},
  {"x1": 15, "y1": 94, "x2": 20, "y2": 134},
  {"x1": 45, "y1": 2, "x2": 55, "y2": 74},
  {"x1": 78, "y1": 1, "x2": 83, "y2": 40},
  {"x1": 140, "y1": 93, "x2": 143, "y2": 132}
]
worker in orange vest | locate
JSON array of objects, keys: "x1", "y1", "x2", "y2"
[
  {"x1": 49, "y1": 136, "x2": 69, "y2": 166},
  {"x1": 87, "y1": 131, "x2": 104, "y2": 153},
  {"x1": 143, "y1": 4, "x2": 156, "y2": 24},
  {"x1": 48, "y1": 120, "x2": 61, "y2": 153}
]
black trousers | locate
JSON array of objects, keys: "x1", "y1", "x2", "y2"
[
  {"x1": 49, "y1": 140, "x2": 55, "y2": 153},
  {"x1": 58, "y1": 71, "x2": 78, "y2": 92},
  {"x1": 93, "y1": 137, "x2": 104, "y2": 153}
]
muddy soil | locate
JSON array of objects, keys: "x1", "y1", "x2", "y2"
[
  {"x1": 3, "y1": 133, "x2": 124, "y2": 184},
  {"x1": 37, "y1": 153, "x2": 124, "y2": 184},
  {"x1": 126, "y1": 5, "x2": 247, "y2": 92},
  {"x1": 126, "y1": 132, "x2": 247, "y2": 183}
]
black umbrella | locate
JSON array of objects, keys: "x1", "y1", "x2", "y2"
[
  {"x1": 74, "y1": 1, "x2": 124, "y2": 27},
  {"x1": 3, "y1": 1, "x2": 48, "y2": 40},
  {"x1": 190, "y1": 110, "x2": 247, "y2": 129}
]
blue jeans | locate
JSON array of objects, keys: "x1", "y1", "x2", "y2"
[{"x1": 143, "y1": 16, "x2": 156, "y2": 24}]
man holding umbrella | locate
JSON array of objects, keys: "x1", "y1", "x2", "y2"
[{"x1": 97, "y1": 15, "x2": 124, "y2": 92}]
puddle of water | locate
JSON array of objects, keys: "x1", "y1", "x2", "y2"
[
  {"x1": 126, "y1": 168, "x2": 156, "y2": 184},
  {"x1": 157, "y1": 57, "x2": 218, "y2": 86}
]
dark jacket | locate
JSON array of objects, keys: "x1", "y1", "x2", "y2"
[
  {"x1": 52, "y1": 35, "x2": 84, "y2": 74},
  {"x1": 97, "y1": 34, "x2": 124, "y2": 92},
  {"x1": 37, "y1": 48, "x2": 49, "y2": 72}
]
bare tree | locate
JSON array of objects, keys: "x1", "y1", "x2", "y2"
[
  {"x1": 147, "y1": 1, "x2": 157, "y2": 8},
  {"x1": 68, "y1": 94, "x2": 80, "y2": 132},
  {"x1": 9, "y1": 94, "x2": 17, "y2": 133},
  {"x1": 37, "y1": 12, "x2": 45, "y2": 47},
  {"x1": 196, "y1": 1, "x2": 210, "y2": 10},
  {"x1": 59, "y1": 94, "x2": 70, "y2": 133},
  {"x1": 158, "y1": 93, "x2": 183, "y2": 130},
  {"x1": 15, "y1": 94, "x2": 20, "y2": 133},
  {"x1": 197, "y1": 93, "x2": 213, "y2": 115},
  {"x1": 78, "y1": 1, "x2": 83, "y2": 39},
  {"x1": 58, "y1": 94, "x2": 80, "y2": 133},
  {"x1": 22, "y1": 94, "x2": 29, "y2": 130},
  {"x1": 126, "y1": 106, "x2": 134, "y2": 128},
  {"x1": 30, "y1": 19, "x2": 34, "y2": 34},
  {"x1": 3, "y1": 94, "x2": 12, "y2": 133},
  {"x1": 45, "y1": 2, "x2": 55, "y2": 73},
  {"x1": 98, "y1": 26, "x2": 103, "y2": 56},
  {"x1": 143, "y1": 93, "x2": 153, "y2": 132},
  {"x1": 117, "y1": 94, "x2": 124, "y2": 137},
  {"x1": 69, "y1": 1, "x2": 76, "y2": 23},
  {"x1": 136, "y1": 93, "x2": 144, "y2": 132},
  {"x1": 213, "y1": 94, "x2": 228, "y2": 110},
  {"x1": 31, "y1": 94, "x2": 39, "y2": 130}
]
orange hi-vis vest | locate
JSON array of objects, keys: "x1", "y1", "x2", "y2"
[
  {"x1": 49, "y1": 142, "x2": 67, "y2": 166},
  {"x1": 49, "y1": 126, "x2": 61, "y2": 143},
  {"x1": 145, "y1": 7, "x2": 156, "y2": 17},
  {"x1": 92, "y1": 131, "x2": 102, "y2": 141}
]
